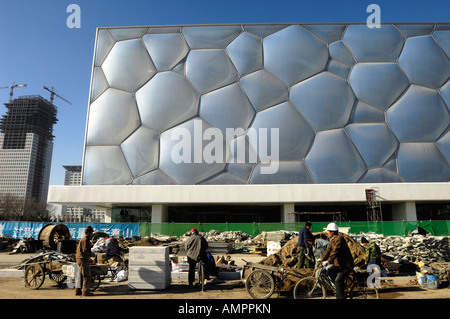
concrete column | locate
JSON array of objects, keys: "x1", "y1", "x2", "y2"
[
  {"x1": 392, "y1": 201, "x2": 417, "y2": 221},
  {"x1": 280, "y1": 203, "x2": 296, "y2": 223},
  {"x1": 151, "y1": 204, "x2": 168, "y2": 223},
  {"x1": 104, "y1": 207, "x2": 112, "y2": 223}
]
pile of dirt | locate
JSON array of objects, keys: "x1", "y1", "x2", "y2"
[{"x1": 131, "y1": 237, "x2": 165, "y2": 246}]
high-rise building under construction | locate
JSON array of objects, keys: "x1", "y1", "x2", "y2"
[{"x1": 0, "y1": 95, "x2": 57, "y2": 203}]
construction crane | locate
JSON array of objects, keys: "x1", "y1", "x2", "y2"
[
  {"x1": 43, "y1": 86, "x2": 72, "y2": 105},
  {"x1": 0, "y1": 82, "x2": 27, "y2": 102}
]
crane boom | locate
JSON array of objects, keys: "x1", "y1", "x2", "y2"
[
  {"x1": 43, "y1": 86, "x2": 72, "y2": 105},
  {"x1": 0, "y1": 81, "x2": 27, "y2": 102}
]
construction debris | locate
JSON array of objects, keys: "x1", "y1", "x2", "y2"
[
  {"x1": 10, "y1": 238, "x2": 42, "y2": 254},
  {"x1": 203, "y1": 230, "x2": 252, "y2": 243},
  {"x1": 261, "y1": 232, "x2": 366, "y2": 269},
  {"x1": 251, "y1": 230, "x2": 297, "y2": 245},
  {"x1": 359, "y1": 233, "x2": 450, "y2": 264}
]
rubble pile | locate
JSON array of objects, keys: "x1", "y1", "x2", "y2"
[
  {"x1": 202, "y1": 230, "x2": 253, "y2": 243},
  {"x1": 261, "y1": 232, "x2": 366, "y2": 269},
  {"x1": 251, "y1": 230, "x2": 297, "y2": 245},
  {"x1": 364, "y1": 234, "x2": 450, "y2": 264},
  {"x1": 428, "y1": 262, "x2": 450, "y2": 284}
]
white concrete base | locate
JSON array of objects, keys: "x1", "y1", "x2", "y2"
[
  {"x1": 48, "y1": 183, "x2": 450, "y2": 222},
  {"x1": 0, "y1": 269, "x2": 23, "y2": 278}
]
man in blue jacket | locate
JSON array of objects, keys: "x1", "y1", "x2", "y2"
[{"x1": 298, "y1": 222, "x2": 314, "y2": 269}]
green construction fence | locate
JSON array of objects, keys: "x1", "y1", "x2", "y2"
[{"x1": 139, "y1": 220, "x2": 450, "y2": 238}]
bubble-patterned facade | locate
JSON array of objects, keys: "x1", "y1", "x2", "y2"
[{"x1": 83, "y1": 23, "x2": 450, "y2": 185}]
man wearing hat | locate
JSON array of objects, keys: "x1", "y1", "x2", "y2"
[
  {"x1": 76, "y1": 226, "x2": 95, "y2": 296},
  {"x1": 185, "y1": 228, "x2": 208, "y2": 288},
  {"x1": 320, "y1": 223, "x2": 354, "y2": 299},
  {"x1": 361, "y1": 237, "x2": 381, "y2": 268}
]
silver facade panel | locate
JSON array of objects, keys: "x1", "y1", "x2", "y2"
[
  {"x1": 240, "y1": 69, "x2": 289, "y2": 112},
  {"x1": 86, "y1": 88, "x2": 140, "y2": 145},
  {"x1": 83, "y1": 23, "x2": 450, "y2": 185},
  {"x1": 120, "y1": 126, "x2": 159, "y2": 177},
  {"x1": 343, "y1": 25, "x2": 405, "y2": 62},
  {"x1": 185, "y1": 49, "x2": 239, "y2": 94},
  {"x1": 226, "y1": 32, "x2": 263, "y2": 76},
  {"x1": 199, "y1": 83, "x2": 255, "y2": 136},
  {"x1": 398, "y1": 35, "x2": 450, "y2": 89},
  {"x1": 349, "y1": 63, "x2": 410, "y2": 110},
  {"x1": 263, "y1": 25, "x2": 329, "y2": 85},
  {"x1": 142, "y1": 33, "x2": 189, "y2": 71},
  {"x1": 304, "y1": 129, "x2": 367, "y2": 183},
  {"x1": 248, "y1": 101, "x2": 315, "y2": 161},
  {"x1": 83, "y1": 146, "x2": 133, "y2": 185},
  {"x1": 136, "y1": 71, "x2": 199, "y2": 132},
  {"x1": 102, "y1": 39, "x2": 156, "y2": 92},
  {"x1": 345, "y1": 123, "x2": 398, "y2": 167},
  {"x1": 290, "y1": 71, "x2": 355, "y2": 131},
  {"x1": 387, "y1": 85, "x2": 449, "y2": 142},
  {"x1": 397, "y1": 143, "x2": 449, "y2": 182}
]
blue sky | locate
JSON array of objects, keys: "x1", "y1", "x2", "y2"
[{"x1": 0, "y1": 0, "x2": 449, "y2": 186}]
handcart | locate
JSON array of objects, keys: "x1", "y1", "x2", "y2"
[
  {"x1": 14, "y1": 251, "x2": 75, "y2": 290},
  {"x1": 89, "y1": 252, "x2": 128, "y2": 291},
  {"x1": 242, "y1": 260, "x2": 309, "y2": 299}
]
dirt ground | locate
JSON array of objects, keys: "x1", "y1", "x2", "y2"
[{"x1": 1, "y1": 252, "x2": 450, "y2": 301}]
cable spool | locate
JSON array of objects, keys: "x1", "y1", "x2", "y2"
[{"x1": 38, "y1": 224, "x2": 72, "y2": 250}]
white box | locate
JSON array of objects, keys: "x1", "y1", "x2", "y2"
[{"x1": 128, "y1": 246, "x2": 171, "y2": 290}]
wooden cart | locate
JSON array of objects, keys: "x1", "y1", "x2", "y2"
[
  {"x1": 242, "y1": 261, "x2": 307, "y2": 299},
  {"x1": 15, "y1": 251, "x2": 74, "y2": 289}
]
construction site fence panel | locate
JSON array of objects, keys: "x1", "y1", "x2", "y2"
[
  {"x1": 2, "y1": 221, "x2": 450, "y2": 240},
  {"x1": 140, "y1": 221, "x2": 450, "y2": 238},
  {"x1": 0, "y1": 221, "x2": 139, "y2": 240}
]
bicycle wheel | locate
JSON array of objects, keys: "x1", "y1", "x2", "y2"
[
  {"x1": 294, "y1": 277, "x2": 326, "y2": 299},
  {"x1": 245, "y1": 269, "x2": 275, "y2": 299},
  {"x1": 197, "y1": 261, "x2": 205, "y2": 292}
]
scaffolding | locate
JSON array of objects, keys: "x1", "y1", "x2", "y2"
[{"x1": 365, "y1": 188, "x2": 383, "y2": 221}]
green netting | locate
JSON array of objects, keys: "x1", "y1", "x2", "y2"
[{"x1": 139, "y1": 221, "x2": 450, "y2": 238}]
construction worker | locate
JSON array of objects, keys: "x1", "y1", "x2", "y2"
[
  {"x1": 361, "y1": 237, "x2": 381, "y2": 268},
  {"x1": 320, "y1": 223, "x2": 354, "y2": 299},
  {"x1": 298, "y1": 221, "x2": 314, "y2": 268},
  {"x1": 185, "y1": 228, "x2": 209, "y2": 288},
  {"x1": 75, "y1": 226, "x2": 95, "y2": 296}
]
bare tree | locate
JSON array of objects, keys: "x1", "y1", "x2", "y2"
[
  {"x1": 0, "y1": 193, "x2": 24, "y2": 220},
  {"x1": 0, "y1": 193, "x2": 51, "y2": 221}
]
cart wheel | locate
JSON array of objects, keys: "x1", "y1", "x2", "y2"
[
  {"x1": 90, "y1": 275, "x2": 101, "y2": 292},
  {"x1": 49, "y1": 271, "x2": 67, "y2": 285},
  {"x1": 293, "y1": 276, "x2": 326, "y2": 299},
  {"x1": 245, "y1": 269, "x2": 275, "y2": 299},
  {"x1": 25, "y1": 263, "x2": 45, "y2": 290}
]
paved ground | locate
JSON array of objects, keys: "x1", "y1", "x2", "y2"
[{"x1": 1, "y1": 252, "x2": 449, "y2": 301}]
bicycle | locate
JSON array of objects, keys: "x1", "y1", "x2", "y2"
[{"x1": 293, "y1": 262, "x2": 379, "y2": 299}]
